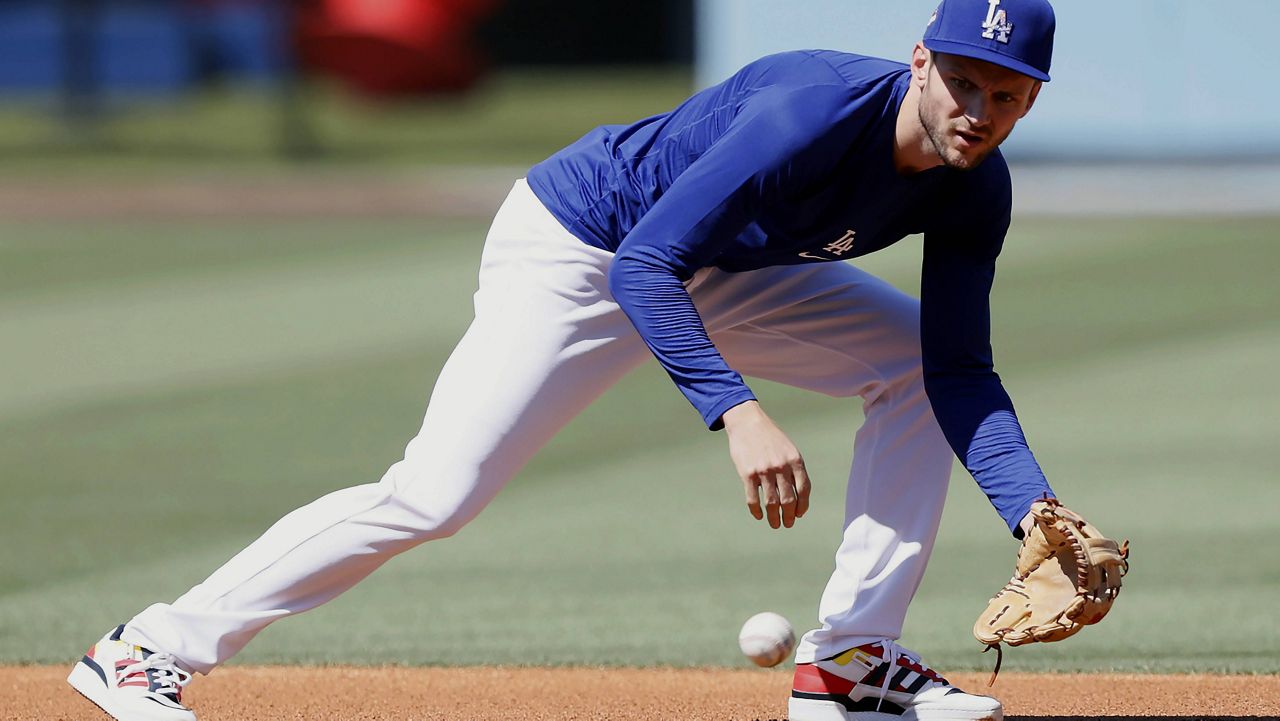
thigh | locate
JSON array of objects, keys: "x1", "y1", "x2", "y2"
[
  {"x1": 394, "y1": 182, "x2": 649, "y2": 507},
  {"x1": 692, "y1": 262, "x2": 922, "y2": 398}
]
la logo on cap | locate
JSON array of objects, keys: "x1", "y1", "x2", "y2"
[{"x1": 981, "y1": 0, "x2": 1014, "y2": 43}]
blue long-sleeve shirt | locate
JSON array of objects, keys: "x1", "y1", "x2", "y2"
[{"x1": 527, "y1": 50, "x2": 1052, "y2": 533}]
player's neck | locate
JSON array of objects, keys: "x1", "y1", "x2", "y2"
[{"x1": 893, "y1": 84, "x2": 944, "y2": 175}]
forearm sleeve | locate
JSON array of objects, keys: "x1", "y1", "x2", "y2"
[
  {"x1": 921, "y1": 236, "x2": 1054, "y2": 534},
  {"x1": 608, "y1": 250, "x2": 757, "y2": 429}
]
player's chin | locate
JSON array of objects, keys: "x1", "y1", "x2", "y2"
[{"x1": 941, "y1": 142, "x2": 992, "y2": 171}]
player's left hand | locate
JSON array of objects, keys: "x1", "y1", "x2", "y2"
[
  {"x1": 975, "y1": 498, "x2": 1129, "y2": 649},
  {"x1": 721, "y1": 400, "x2": 811, "y2": 529}
]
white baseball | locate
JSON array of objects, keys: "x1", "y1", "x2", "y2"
[{"x1": 737, "y1": 611, "x2": 795, "y2": 668}]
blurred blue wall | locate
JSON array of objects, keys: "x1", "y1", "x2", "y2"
[
  {"x1": 0, "y1": 2, "x2": 285, "y2": 97},
  {"x1": 697, "y1": 0, "x2": 1280, "y2": 159}
]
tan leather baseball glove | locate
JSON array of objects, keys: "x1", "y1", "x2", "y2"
[{"x1": 974, "y1": 498, "x2": 1129, "y2": 674}]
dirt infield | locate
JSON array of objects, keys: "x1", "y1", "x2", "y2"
[
  {"x1": 10, "y1": 666, "x2": 1280, "y2": 720},
  {"x1": 0, "y1": 172, "x2": 515, "y2": 220}
]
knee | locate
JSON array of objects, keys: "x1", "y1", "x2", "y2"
[
  {"x1": 896, "y1": 366, "x2": 933, "y2": 418},
  {"x1": 378, "y1": 460, "x2": 490, "y2": 540},
  {"x1": 863, "y1": 361, "x2": 928, "y2": 412}
]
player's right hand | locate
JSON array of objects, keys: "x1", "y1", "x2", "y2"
[{"x1": 721, "y1": 400, "x2": 811, "y2": 529}]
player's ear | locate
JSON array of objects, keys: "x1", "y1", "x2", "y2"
[
  {"x1": 1021, "y1": 81, "x2": 1042, "y2": 117},
  {"x1": 911, "y1": 43, "x2": 931, "y2": 87}
]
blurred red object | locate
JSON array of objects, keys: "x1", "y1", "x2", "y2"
[{"x1": 296, "y1": 0, "x2": 498, "y2": 97}]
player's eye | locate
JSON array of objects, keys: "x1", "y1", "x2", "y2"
[
  {"x1": 950, "y1": 76, "x2": 974, "y2": 90},
  {"x1": 995, "y1": 93, "x2": 1017, "y2": 104}
]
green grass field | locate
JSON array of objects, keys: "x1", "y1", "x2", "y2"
[
  {"x1": 0, "y1": 69, "x2": 693, "y2": 174},
  {"x1": 2, "y1": 212, "x2": 1278, "y2": 675}
]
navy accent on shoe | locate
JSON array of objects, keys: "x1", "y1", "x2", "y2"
[
  {"x1": 147, "y1": 696, "x2": 186, "y2": 710},
  {"x1": 890, "y1": 666, "x2": 914, "y2": 689},
  {"x1": 80, "y1": 655, "x2": 108, "y2": 686},
  {"x1": 848, "y1": 696, "x2": 908, "y2": 714},
  {"x1": 790, "y1": 690, "x2": 908, "y2": 715},
  {"x1": 904, "y1": 672, "x2": 932, "y2": 694},
  {"x1": 792, "y1": 690, "x2": 854, "y2": 712}
]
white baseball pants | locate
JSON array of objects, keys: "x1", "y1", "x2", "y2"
[{"x1": 125, "y1": 180, "x2": 954, "y2": 673}]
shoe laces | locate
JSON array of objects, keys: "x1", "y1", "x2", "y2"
[
  {"x1": 872, "y1": 640, "x2": 934, "y2": 711},
  {"x1": 122, "y1": 652, "x2": 192, "y2": 700}
]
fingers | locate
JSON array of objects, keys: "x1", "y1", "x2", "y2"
[
  {"x1": 762, "y1": 474, "x2": 782, "y2": 529},
  {"x1": 743, "y1": 472, "x2": 787, "y2": 529},
  {"x1": 744, "y1": 477, "x2": 763, "y2": 521},
  {"x1": 792, "y1": 459, "x2": 810, "y2": 519},
  {"x1": 746, "y1": 467, "x2": 804, "y2": 530},
  {"x1": 777, "y1": 471, "x2": 796, "y2": 529},
  {"x1": 775, "y1": 458, "x2": 810, "y2": 528}
]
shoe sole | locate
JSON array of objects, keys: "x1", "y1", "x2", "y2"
[
  {"x1": 789, "y1": 696, "x2": 1002, "y2": 721},
  {"x1": 68, "y1": 660, "x2": 196, "y2": 721}
]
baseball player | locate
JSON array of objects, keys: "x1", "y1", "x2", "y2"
[{"x1": 69, "y1": 1, "x2": 1061, "y2": 719}]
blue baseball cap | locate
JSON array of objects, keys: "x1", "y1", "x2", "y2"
[{"x1": 923, "y1": 0, "x2": 1055, "y2": 82}]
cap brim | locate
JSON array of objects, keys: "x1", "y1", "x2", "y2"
[{"x1": 923, "y1": 38, "x2": 1050, "y2": 82}]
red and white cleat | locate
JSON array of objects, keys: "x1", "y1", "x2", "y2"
[
  {"x1": 68, "y1": 625, "x2": 197, "y2": 721},
  {"x1": 789, "y1": 640, "x2": 1001, "y2": 721}
]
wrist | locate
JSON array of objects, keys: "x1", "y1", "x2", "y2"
[
  {"x1": 721, "y1": 400, "x2": 764, "y2": 433},
  {"x1": 1017, "y1": 510, "x2": 1035, "y2": 539}
]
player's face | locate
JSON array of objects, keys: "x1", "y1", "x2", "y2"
[{"x1": 917, "y1": 49, "x2": 1040, "y2": 170}]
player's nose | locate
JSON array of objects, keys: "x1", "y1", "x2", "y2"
[{"x1": 964, "y1": 96, "x2": 992, "y2": 127}]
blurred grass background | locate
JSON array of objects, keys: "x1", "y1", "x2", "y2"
[
  {"x1": 0, "y1": 70, "x2": 691, "y2": 173},
  {"x1": 0, "y1": 73, "x2": 1277, "y2": 675}
]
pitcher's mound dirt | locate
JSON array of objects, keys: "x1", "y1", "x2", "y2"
[{"x1": 9, "y1": 666, "x2": 1280, "y2": 720}]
